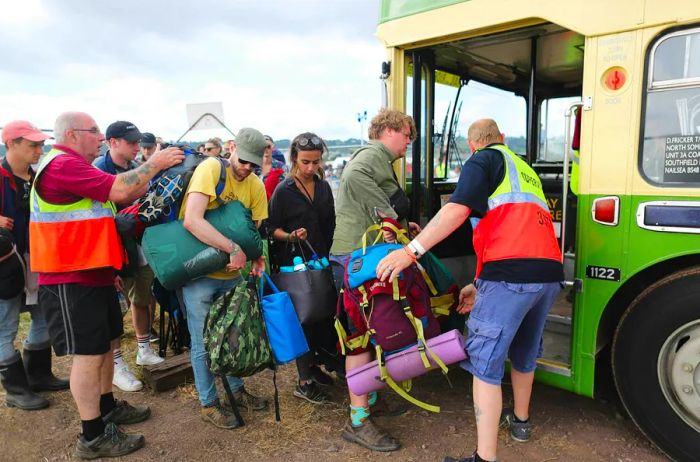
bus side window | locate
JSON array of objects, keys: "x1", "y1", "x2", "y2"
[{"x1": 641, "y1": 28, "x2": 700, "y2": 185}]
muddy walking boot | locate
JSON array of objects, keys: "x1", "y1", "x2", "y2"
[
  {"x1": 341, "y1": 418, "x2": 400, "y2": 452},
  {"x1": 232, "y1": 387, "x2": 268, "y2": 412},
  {"x1": 0, "y1": 354, "x2": 49, "y2": 410},
  {"x1": 74, "y1": 422, "x2": 145, "y2": 460},
  {"x1": 23, "y1": 346, "x2": 69, "y2": 391}
]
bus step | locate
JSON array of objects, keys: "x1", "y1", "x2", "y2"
[{"x1": 536, "y1": 358, "x2": 572, "y2": 376}]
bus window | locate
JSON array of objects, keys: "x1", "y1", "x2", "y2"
[
  {"x1": 538, "y1": 96, "x2": 580, "y2": 163},
  {"x1": 641, "y1": 27, "x2": 700, "y2": 185},
  {"x1": 435, "y1": 81, "x2": 526, "y2": 182},
  {"x1": 433, "y1": 79, "x2": 462, "y2": 182}
]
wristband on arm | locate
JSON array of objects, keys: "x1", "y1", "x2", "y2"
[{"x1": 407, "y1": 239, "x2": 426, "y2": 258}]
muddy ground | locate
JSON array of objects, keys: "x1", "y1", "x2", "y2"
[{"x1": 0, "y1": 314, "x2": 667, "y2": 462}]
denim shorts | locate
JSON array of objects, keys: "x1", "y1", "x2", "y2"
[{"x1": 461, "y1": 279, "x2": 562, "y2": 385}]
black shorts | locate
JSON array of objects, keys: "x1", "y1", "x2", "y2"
[{"x1": 39, "y1": 284, "x2": 124, "y2": 356}]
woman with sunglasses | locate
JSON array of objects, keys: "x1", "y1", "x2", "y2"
[{"x1": 268, "y1": 132, "x2": 338, "y2": 404}]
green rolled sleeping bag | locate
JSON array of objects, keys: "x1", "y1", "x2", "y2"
[{"x1": 141, "y1": 200, "x2": 262, "y2": 290}]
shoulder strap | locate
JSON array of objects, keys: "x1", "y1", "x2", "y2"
[{"x1": 214, "y1": 158, "x2": 228, "y2": 205}]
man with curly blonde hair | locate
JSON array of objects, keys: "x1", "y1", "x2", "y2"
[{"x1": 330, "y1": 108, "x2": 420, "y2": 452}]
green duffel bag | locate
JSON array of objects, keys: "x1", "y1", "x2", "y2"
[{"x1": 141, "y1": 200, "x2": 263, "y2": 290}]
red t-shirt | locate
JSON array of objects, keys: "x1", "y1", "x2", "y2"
[{"x1": 35, "y1": 145, "x2": 117, "y2": 287}]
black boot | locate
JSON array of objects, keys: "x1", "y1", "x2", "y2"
[
  {"x1": 23, "y1": 347, "x2": 69, "y2": 391},
  {"x1": 0, "y1": 355, "x2": 49, "y2": 410}
]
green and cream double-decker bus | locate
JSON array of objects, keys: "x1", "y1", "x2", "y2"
[{"x1": 376, "y1": 1, "x2": 700, "y2": 460}]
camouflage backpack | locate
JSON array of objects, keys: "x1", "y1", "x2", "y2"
[{"x1": 204, "y1": 277, "x2": 274, "y2": 378}]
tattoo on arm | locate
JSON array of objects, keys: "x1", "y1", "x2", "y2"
[
  {"x1": 422, "y1": 208, "x2": 443, "y2": 234},
  {"x1": 474, "y1": 404, "x2": 481, "y2": 424},
  {"x1": 119, "y1": 162, "x2": 155, "y2": 186}
]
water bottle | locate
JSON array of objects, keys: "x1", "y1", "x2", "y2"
[
  {"x1": 309, "y1": 260, "x2": 323, "y2": 270},
  {"x1": 319, "y1": 257, "x2": 330, "y2": 268},
  {"x1": 279, "y1": 265, "x2": 295, "y2": 273},
  {"x1": 292, "y1": 256, "x2": 307, "y2": 272},
  {"x1": 117, "y1": 292, "x2": 129, "y2": 315}
]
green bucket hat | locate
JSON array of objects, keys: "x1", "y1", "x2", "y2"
[{"x1": 234, "y1": 127, "x2": 266, "y2": 167}]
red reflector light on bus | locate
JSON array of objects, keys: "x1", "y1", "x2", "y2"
[{"x1": 592, "y1": 196, "x2": 619, "y2": 226}]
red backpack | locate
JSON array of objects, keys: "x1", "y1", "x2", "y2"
[{"x1": 335, "y1": 225, "x2": 449, "y2": 411}]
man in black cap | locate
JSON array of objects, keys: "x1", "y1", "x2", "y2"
[
  {"x1": 94, "y1": 121, "x2": 164, "y2": 396},
  {"x1": 94, "y1": 122, "x2": 142, "y2": 174},
  {"x1": 139, "y1": 132, "x2": 157, "y2": 163}
]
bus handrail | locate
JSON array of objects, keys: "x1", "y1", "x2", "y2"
[{"x1": 562, "y1": 102, "x2": 583, "y2": 265}]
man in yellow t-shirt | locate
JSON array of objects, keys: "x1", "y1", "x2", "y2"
[{"x1": 180, "y1": 127, "x2": 268, "y2": 430}]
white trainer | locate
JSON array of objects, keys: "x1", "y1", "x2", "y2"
[
  {"x1": 136, "y1": 348, "x2": 165, "y2": 366},
  {"x1": 112, "y1": 365, "x2": 143, "y2": 392}
]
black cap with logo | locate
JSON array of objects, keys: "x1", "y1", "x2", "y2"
[{"x1": 105, "y1": 121, "x2": 142, "y2": 142}]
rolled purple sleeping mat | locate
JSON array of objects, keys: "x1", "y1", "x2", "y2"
[{"x1": 346, "y1": 329, "x2": 467, "y2": 396}]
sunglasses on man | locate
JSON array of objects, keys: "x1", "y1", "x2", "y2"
[{"x1": 238, "y1": 158, "x2": 260, "y2": 169}]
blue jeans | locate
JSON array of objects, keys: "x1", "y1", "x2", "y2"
[
  {"x1": 181, "y1": 276, "x2": 243, "y2": 406},
  {"x1": 0, "y1": 294, "x2": 51, "y2": 365}
]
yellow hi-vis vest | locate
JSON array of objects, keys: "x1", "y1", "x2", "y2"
[{"x1": 29, "y1": 149, "x2": 124, "y2": 273}]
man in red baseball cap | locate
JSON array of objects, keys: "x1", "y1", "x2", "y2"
[
  {"x1": 1, "y1": 120, "x2": 51, "y2": 144},
  {"x1": 0, "y1": 120, "x2": 66, "y2": 413}
]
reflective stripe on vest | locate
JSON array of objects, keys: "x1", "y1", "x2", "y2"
[
  {"x1": 470, "y1": 145, "x2": 561, "y2": 278},
  {"x1": 29, "y1": 149, "x2": 124, "y2": 273}
]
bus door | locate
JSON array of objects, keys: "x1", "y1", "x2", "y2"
[
  {"x1": 407, "y1": 53, "x2": 476, "y2": 287},
  {"x1": 404, "y1": 24, "x2": 585, "y2": 377}
]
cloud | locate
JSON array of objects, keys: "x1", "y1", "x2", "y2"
[{"x1": 0, "y1": 0, "x2": 386, "y2": 140}]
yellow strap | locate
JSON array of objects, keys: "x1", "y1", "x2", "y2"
[
  {"x1": 375, "y1": 345, "x2": 440, "y2": 413},
  {"x1": 360, "y1": 224, "x2": 383, "y2": 253},
  {"x1": 425, "y1": 341, "x2": 449, "y2": 375},
  {"x1": 357, "y1": 285, "x2": 369, "y2": 307},
  {"x1": 432, "y1": 306, "x2": 451, "y2": 317},
  {"x1": 392, "y1": 278, "x2": 400, "y2": 301},
  {"x1": 334, "y1": 319, "x2": 348, "y2": 356},
  {"x1": 400, "y1": 298, "x2": 450, "y2": 375},
  {"x1": 346, "y1": 332, "x2": 370, "y2": 350},
  {"x1": 402, "y1": 303, "x2": 432, "y2": 369},
  {"x1": 420, "y1": 268, "x2": 438, "y2": 295},
  {"x1": 381, "y1": 221, "x2": 411, "y2": 245},
  {"x1": 335, "y1": 319, "x2": 373, "y2": 354}
]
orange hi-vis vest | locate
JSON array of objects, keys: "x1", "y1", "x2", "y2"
[
  {"x1": 470, "y1": 144, "x2": 562, "y2": 278},
  {"x1": 29, "y1": 149, "x2": 124, "y2": 273}
]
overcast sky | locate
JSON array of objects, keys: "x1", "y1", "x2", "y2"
[{"x1": 0, "y1": 0, "x2": 386, "y2": 142}]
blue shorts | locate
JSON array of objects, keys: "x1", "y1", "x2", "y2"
[{"x1": 461, "y1": 279, "x2": 562, "y2": 385}]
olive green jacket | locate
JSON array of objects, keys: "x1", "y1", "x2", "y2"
[{"x1": 330, "y1": 141, "x2": 404, "y2": 255}]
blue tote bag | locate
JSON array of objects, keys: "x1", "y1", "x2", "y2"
[{"x1": 259, "y1": 272, "x2": 309, "y2": 364}]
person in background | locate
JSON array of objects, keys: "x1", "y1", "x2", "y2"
[
  {"x1": 32, "y1": 111, "x2": 184, "y2": 458},
  {"x1": 0, "y1": 120, "x2": 68, "y2": 411},
  {"x1": 223, "y1": 139, "x2": 235, "y2": 159},
  {"x1": 376, "y1": 119, "x2": 563, "y2": 462},
  {"x1": 204, "y1": 138, "x2": 223, "y2": 157},
  {"x1": 264, "y1": 135, "x2": 287, "y2": 168},
  {"x1": 260, "y1": 138, "x2": 286, "y2": 199},
  {"x1": 139, "y1": 132, "x2": 157, "y2": 163},
  {"x1": 268, "y1": 132, "x2": 336, "y2": 404},
  {"x1": 94, "y1": 121, "x2": 164, "y2": 395}
]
